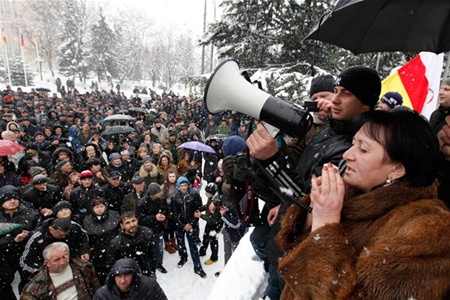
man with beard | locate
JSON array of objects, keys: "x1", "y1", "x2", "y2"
[
  {"x1": 106, "y1": 212, "x2": 157, "y2": 278},
  {"x1": 18, "y1": 143, "x2": 52, "y2": 176}
]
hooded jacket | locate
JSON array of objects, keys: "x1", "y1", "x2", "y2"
[
  {"x1": 94, "y1": 258, "x2": 167, "y2": 300},
  {"x1": 276, "y1": 182, "x2": 450, "y2": 300}
]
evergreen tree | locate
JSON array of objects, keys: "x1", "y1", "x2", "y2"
[
  {"x1": 10, "y1": 56, "x2": 33, "y2": 86},
  {"x1": 89, "y1": 11, "x2": 117, "y2": 82},
  {"x1": 56, "y1": 0, "x2": 92, "y2": 82}
]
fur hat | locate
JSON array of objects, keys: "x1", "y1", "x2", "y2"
[
  {"x1": 309, "y1": 74, "x2": 335, "y2": 97},
  {"x1": 334, "y1": 66, "x2": 381, "y2": 109},
  {"x1": 222, "y1": 136, "x2": 247, "y2": 157},
  {"x1": 381, "y1": 91, "x2": 403, "y2": 109}
]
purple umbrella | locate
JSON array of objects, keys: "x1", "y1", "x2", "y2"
[{"x1": 178, "y1": 141, "x2": 216, "y2": 154}]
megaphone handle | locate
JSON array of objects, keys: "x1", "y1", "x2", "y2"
[{"x1": 264, "y1": 123, "x2": 280, "y2": 138}]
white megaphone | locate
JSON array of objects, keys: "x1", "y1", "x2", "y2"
[{"x1": 204, "y1": 60, "x2": 312, "y2": 138}]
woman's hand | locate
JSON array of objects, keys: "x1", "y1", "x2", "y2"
[{"x1": 310, "y1": 163, "x2": 345, "y2": 232}]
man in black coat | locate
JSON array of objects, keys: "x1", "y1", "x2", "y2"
[
  {"x1": 70, "y1": 170, "x2": 103, "y2": 220},
  {"x1": 17, "y1": 143, "x2": 52, "y2": 175},
  {"x1": 137, "y1": 183, "x2": 168, "y2": 273},
  {"x1": 94, "y1": 258, "x2": 167, "y2": 300},
  {"x1": 106, "y1": 212, "x2": 157, "y2": 278},
  {"x1": 23, "y1": 175, "x2": 62, "y2": 221},
  {"x1": 102, "y1": 171, "x2": 132, "y2": 213}
]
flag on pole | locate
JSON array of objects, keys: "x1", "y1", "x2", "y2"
[
  {"x1": 380, "y1": 52, "x2": 444, "y2": 120},
  {"x1": 33, "y1": 35, "x2": 37, "y2": 45},
  {"x1": 20, "y1": 33, "x2": 24, "y2": 47},
  {"x1": 1, "y1": 27, "x2": 6, "y2": 44}
]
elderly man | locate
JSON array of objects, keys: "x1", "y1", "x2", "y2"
[{"x1": 21, "y1": 242, "x2": 100, "y2": 300}]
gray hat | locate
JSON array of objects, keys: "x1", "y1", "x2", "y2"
[
  {"x1": 147, "y1": 182, "x2": 161, "y2": 196},
  {"x1": 55, "y1": 159, "x2": 70, "y2": 170},
  {"x1": 30, "y1": 166, "x2": 45, "y2": 177},
  {"x1": 32, "y1": 174, "x2": 47, "y2": 184},
  {"x1": 131, "y1": 176, "x2": 144, "y2": 184}
]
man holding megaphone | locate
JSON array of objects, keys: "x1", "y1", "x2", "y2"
[{"x1": 205, "y1": 63, "x2": 381, "y2": 299}]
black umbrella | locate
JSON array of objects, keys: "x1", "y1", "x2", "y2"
[
  {"x1": 305, "y1": 0, "x2": 450, "y2": 54},
  {"x1": 101, "y1": 125, "x2": 135, "y2": 137}
]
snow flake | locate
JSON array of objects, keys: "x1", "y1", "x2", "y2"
[{"x1": 313, "y1": 233, "x2": 320, "y2": 241}]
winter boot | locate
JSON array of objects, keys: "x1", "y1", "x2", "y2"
[
  {"x1": 165, "y1": 241, "x2": 176, "y2": 254},
  {"x1": 170, "y1": 237, "x2": 179, "y2": 251}
]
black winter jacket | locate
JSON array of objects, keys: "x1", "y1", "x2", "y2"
[
  {"x1": 106, "y1": 226, "x2": 156, "y2": 277},
  {"x1": 94, "y1": 258, "x2": 167, "y2": 300},
  {"x1": 171, "y1": 189, "x2": 202, "y2": 229},
  {"x1": 137, "y1": 196, "x2": 168, "y2": 233}
]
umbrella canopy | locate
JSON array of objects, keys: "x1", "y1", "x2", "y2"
[
  {"x1": 101, "y1": 125, "x2": 135, "y2": 136},
  {"x1": 0, "y1": 223, "x2": 23, "y2": 237},
  {"x1": 0, "y1": 140, "x2": 25, "y2": 156},
  {"x1": 305, "y1": 0, "x2": 450, "y2": 54},
  {"x1": 104, "y1": 114, "x2": 135, "y2": 122},
  {"x1": 128, "y1": 107, "x2": 147, "y2": 114},
  {"x1": 178, "y1": 141, "x2": 216, "y2": 154}
]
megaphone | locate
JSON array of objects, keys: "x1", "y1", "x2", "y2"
[{"x1": 204, "y1": 60, "x2": 312, "y2": 138}]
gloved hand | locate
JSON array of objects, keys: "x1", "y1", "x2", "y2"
[{"x1": 222, "y1": 156, "x2": 235, "y2": 183}]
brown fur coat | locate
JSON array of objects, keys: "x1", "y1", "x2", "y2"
[{"x1": 276, "y1": 182, "x2": 450, "y2": 299}]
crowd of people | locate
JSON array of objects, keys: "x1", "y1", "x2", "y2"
[
  {"x1": 1, "y1": 68, "x2": 450, "y2": 300},
  {"x1": 0, "y1": 84, "x2": 250, "y2": 299}
]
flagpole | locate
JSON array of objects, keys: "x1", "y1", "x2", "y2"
[
  {"x1": 20, "y1": 30, "x2": 28, "y2": 87},
  {"x1": 3, "y1": 41, "x2": 12, "y2": 86},
  {"x1": 34, "y1": 35, "x2": 42, "y2": 81}
]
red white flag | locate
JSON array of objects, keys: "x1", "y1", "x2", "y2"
[{"x1": 380, "y1": 52, "x2": 444, "y2": 120}]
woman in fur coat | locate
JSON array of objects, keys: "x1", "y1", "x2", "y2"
[{"x1": 276, "y1": 110, "x2": 450, "y2": 299}]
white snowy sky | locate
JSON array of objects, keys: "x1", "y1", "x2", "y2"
[{"x1": 90, "y1": 0, "x2": 221, "y2": 36}]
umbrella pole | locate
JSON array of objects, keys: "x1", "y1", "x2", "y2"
[{"x1": 375, "y1": 53, "x2": 381, "y2": 72}]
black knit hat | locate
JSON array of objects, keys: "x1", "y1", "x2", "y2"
[
  {"x1": 309, "y1": 74, "x2": 335, "y2": 97},
  {"x1": 52, "y1": 201, "x2": 73, "y2": 215},
  {"x1": 0, "y1": 185, "x2": 21, "y2": 205},
  {"x1": 334, "y1": 66, "x2": 381, "y2": 109}
]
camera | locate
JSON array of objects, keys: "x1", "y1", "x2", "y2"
[
  {"x1": 234, "y1": 152, "x2": 248, "y2": 169},
  {"x1": 303, "y1": 100, "x2": 320, "y2": 112}
]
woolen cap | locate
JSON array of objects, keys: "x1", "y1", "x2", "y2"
[
  {"x1": 309, "y1": 74, "x2": 335, "y2": 97},
  {"x1": 32, "y1": 174, "x2": 48, "y2": 184},
  {"x1": 334, "y1": 66, "x2": 381, "y2": 109},
  {"x1": 222, "y1": 136, "x2": 247, "y2": 156},
  {"x1": 381, "y1": 91, "x2": 403, "y2": 109},
  {"x1": 147, "y1": 182, "x2": 161, "y2": 196}
]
